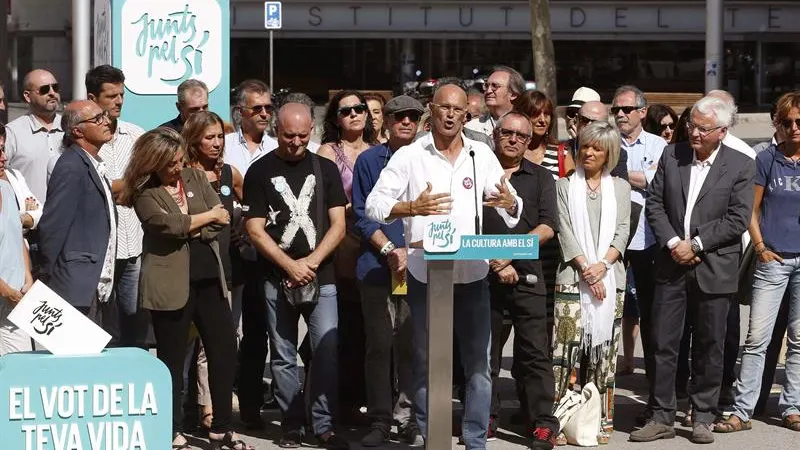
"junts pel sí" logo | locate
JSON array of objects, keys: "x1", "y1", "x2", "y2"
[{"x1": 121, "y1": 0, "x2": 222, "y2": 95}]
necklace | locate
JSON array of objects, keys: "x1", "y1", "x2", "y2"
[
  {"x1": 587, "y1": 179, "x2": 601, "y2": 200},
  {"x1": 165, "y1": 180, "x2": 186, "y2": 207}
]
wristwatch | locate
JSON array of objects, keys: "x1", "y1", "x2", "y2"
[
  {"x1": 380, "y1": 241, "x2": 396, "y2": 256},
  {"x1": 599, "y1": 258, "x2": 613, "y2": 272},
  {"x1": 690, "y1": 237, "x2": 702, "y2": 255}
]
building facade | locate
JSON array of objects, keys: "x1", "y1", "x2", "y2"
[{"x1": 6, "y1": 0, "x2": 800, "y2": 106}]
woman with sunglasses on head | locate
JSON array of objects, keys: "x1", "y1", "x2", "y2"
[
  {"x1": 180, "y1": 111, "x2": 244, "y2": 435},
  {"x1": 715, "y1": 90, "x2": 800, "y2": 435},
  {"x1": 645, "y1": 104, "x2": 679, "y2": 144},
  {"x1": 121, "y1": 128, "x2": 253, "y2": 450},
  {"x1": 318, "y1": 90, "x2": 377, "y2": 425},
  {"x1": 365, "y1": 93, "x2": 389, "y2": 144}
]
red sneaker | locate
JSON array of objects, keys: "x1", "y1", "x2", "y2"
[{"x1": 530, "y1": 426, "x2": 557, "y2": 449}]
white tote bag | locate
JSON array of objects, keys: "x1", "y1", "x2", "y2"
[{"x1": 560, "y1": 382, "x2": 602, "y2": 446}]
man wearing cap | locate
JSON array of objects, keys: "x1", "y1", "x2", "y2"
[
  {"x1": 352, "y1": 95, "x2": 425, "y2": 447},
  {"x1": 564, "y1": 87, "x2": 601, "y2": 143}
]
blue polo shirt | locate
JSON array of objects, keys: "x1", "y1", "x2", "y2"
[
  {"x1": 352, "y1": 143, "x2": 406, "y2": 285},
  {"x1": 756, "y1": 145, "x2": 800, "y2": 253}
]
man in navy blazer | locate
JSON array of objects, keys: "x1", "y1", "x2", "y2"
[{"x1": 39, "y1": 100, "x2": 117, "y2": 331}]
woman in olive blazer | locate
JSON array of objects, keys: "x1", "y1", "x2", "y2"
[{"x1": 122, "y1": 128, "x2": 253, "y2": 450}]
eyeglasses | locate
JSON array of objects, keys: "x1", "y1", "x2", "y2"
[
  {"x1": 659, "y1": 122, "x2": 676, "y2": 132},
  {"x1": 338, "y1": 104, "x2": 368, "y2": 116},
  {"x1": 393, "y1": 111, "x2": 421, "y2": 122},
  {"x1": 35, "y1": 83, "x2": 60, "y2": 96},
  {"x1": 243, "y1": 103, "x2": 274, "y2": 114},
  {"x1": 482, "y1": 81, "x2": 506, "y2": 92},
  {"x1": 577, "y1": 115, "x2": 597, "y2": 127},
  {"x1": 610, "y1": 105, "x2": 644, "y2": 115},
  {"x1": 78, "y1": 110, "x2": 110, "y2": 125},
  {"x1": 430, "y1": 103, "x2": 466, "y2": 116},
  {"x1": 496, "y1": 127, "x2": 532, "y2": 142},
  {"x1": 687, "y1": 122, "x2": 723, "y2": 137},
  {"x1": 780, "y1": 118, "x2": 800, "y2": 130},
  {"x1": 565, "y1": 108, "x2": 580, "y2": 119}
]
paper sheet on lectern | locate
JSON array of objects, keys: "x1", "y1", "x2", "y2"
[{"x1": 7, "y1": 281, "x2": 111, "y2": 355}]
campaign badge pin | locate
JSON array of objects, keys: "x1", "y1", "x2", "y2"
[
  {"x1": 220, "y1": 185, "x2": 231, "y2": 196},
  {"x1": 275, "y1": 181, "x2": 286, "y2": 193},
  {"x1": 462, "y1": 177, "x2": 474, "y2": 190},
  {"x1": 187, "y1": 191, "x2": 194, "y2": 198}
]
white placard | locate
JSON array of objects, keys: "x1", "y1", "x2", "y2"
[
  {"x1": 423, "y1": 216, "x2": 470, "y2": 254},
  {"x1": 7, "y1": 281, "x2": 111, "y2": 355}
]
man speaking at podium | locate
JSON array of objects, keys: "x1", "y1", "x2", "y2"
[{"x1": 365, "y1": 83, "x2": 521, "y2": 450}]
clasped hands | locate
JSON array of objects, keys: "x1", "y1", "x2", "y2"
[
  {"x1": 671, "y1": 240, "x2": 701, "y2": 266},
  {"x1": 581, "y1": 263, "x2": 607, "y2": 301}
]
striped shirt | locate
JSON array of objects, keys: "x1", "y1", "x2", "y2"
[{"x1": 98, "y1": 120, "x2": 145, "y2": 259}]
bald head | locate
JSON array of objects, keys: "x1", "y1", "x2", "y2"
[
  {"x1": 62, "y1": 100, "x2": 111, "y2": 152},
  {"x1": 275, "y1": 102, "x2": 313, "y2": 161},
  {"x1": 432, "y1": 84, "x2": 468, "y2": 106},
  {"x1": 23, "y1": 69, "x2": 60, "y2": 118},
  {"x1": 580, "y1": 101, "x2": 608, "y2": 121},
  {"x1": 430, "y1": 84, "x2": 468, "y2": 139},
  {"x1": 24, "y1": 69, "x2": 57, "y2": 91}
]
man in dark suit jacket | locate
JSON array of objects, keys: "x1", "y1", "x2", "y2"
[
  {"x1": 631, "y1": 96, "x2": 755, "y2": 444},
  {"x1": 39, "y1": 100, "x2": 116, "y2": 331}
]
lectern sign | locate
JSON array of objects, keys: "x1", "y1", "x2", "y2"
[{"x1": 423, "y1": 217, "x2": 539, "y2": 261}]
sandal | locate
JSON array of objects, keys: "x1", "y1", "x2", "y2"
[
  {"x1": 209, "y1": 431, "x2": 255, "y2": 450},
  {"x1": 200, "y1": 411, "x2": 213, "y2": 431},
  {"x1": 713, "y1": 415, "x2": 751, "y2": 433},
  {"x1": 555, "y1": 432, "x2": 568, "y2": 446},
  {"x1": 783, "y1": 414, "x2": 800, "y2": 431},
  {"x1": 172, "y1": 432, "x2": 191, "y2": 449}
]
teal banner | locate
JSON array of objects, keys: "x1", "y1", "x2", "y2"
[
  {"x1": 0, "y1": 348, "x2": 172, "y2": 450},
  {"x1": 425, "y1": 234, "x2": 539, "y2": 261},
  {"x1": 111, "y1": 0, "x2": 230, "y2": 130}
]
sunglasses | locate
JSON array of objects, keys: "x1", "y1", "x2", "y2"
[
  {"x1": 610, "y1": 105, "x2": 643, "y2": 115},
  {"x1": 338, "y1": 104, "x2": 368, "y2": 116},
  {"x1": 565, "y1": 108, "x2": 580, "y2": 119},
  {"x1": 393, "y1": 111, "x2": 421, "y2": 122},
  {"x1": 35, "y1": 83, "x2": 60, "y2": 96},
  {"x1": 497, "y1": 127, "x2": 532, "y2": 141},
  {"x1": 660, "y1": 122, "x2": 676, "y2": 132},
  {"x1": 243, "y1": 103, "x2": 274, "y2": 114},
  {"x1": 78, "y1": 110, "x2": 110, "y2": 125},
  {"x1": 577, "y1": 115, "x2": 597, "y2": 126},
  {"x1": 482, "y1": 81, "x2": 506, "y2": 92},
  {"x1": 780, "y1": 118, "x2": 800, "y2": 129}
]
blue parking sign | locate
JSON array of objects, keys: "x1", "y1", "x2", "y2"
[{"x1": 265, "y1": 1, "x2": 282, "y2": 29}]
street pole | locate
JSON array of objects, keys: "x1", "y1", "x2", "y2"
[
  {"x1": 72, "y1": 0, "x2": 91, "y2": 99},
  {"x1": 705, "y1": 0, "x2": 723, "y2": 92},
  {"x1": 269, "y1": 30, "x2": 274, "y2": 90}
]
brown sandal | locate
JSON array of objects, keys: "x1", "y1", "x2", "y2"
[
  {"x1": 714, "y1": 415, "x2": 751, "y2": 433},
  {"x1": 784, "y1": 414, "x2": 800, "y2": 431}
]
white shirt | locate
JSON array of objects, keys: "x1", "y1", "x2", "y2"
[
  {"x1": 723, "y1": 133, "x2": 757, "y2": 160},
  {"x1": 98, "y1": 120, "x2": 144, "y2": 259},
  {"x1": 365, "y1": 132, "x2": 522, "y2": 284},
  {"x1": 622, "y1": 129, "x2": 668, "y2": 250},
  {"x1": 82, "y1": 150, "x2": 117, "y2": 303},
  {"x1": 4, "y1": 168, "x2": 43, "y2": 234},
  {"x1": 5, "y1": 113, "x2": 64, "y2": 202},
  {"x1": 223, "y1": 129, "x2": 278, "y2": 176},
  {"x1": 464, "y1": 113, "x2": 496, "y2": 138},
  {"x1": 667, "y1": 145, "x2": 721, "y2": 251}
]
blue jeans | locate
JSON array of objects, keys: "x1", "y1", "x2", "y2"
[
  {"x1": 265, "y1": 280, "x2": 339, "y2": 435},
  {"x1": 733, "y1": 257, "x2": 800, "y2": 422},
  {"x1": 407, "y1": 275, "x2": 491, "y2": 450}
]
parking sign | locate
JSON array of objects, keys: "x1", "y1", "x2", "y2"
[{"x1": 265, "y1": 1, "x2": 282, "y2": 29}]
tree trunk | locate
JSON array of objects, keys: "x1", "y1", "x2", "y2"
[{"x1": 529, "y1": 0, "x2": 557, "y2": 106}]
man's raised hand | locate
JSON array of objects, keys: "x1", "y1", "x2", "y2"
[{"x1": 410, "y1": 182, "x2": 452, "y2": 216}]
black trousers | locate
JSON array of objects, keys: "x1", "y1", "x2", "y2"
[
  {"x1": 626, "y1": 246, "x2": 657, "y2": 403},
  {"x1": 489, "y1": 283, "x2": 558, "y2": 431},
  {"x1": 336, "y1": 279, "x2": 367, "y2": 415},
  {"x1": 236, "y1": 266, "x2": 269, "y2": 420},
  {"x1": 650, "y1": 271, "x2": 730, "y2": 426},
  {"x1": 719, "y1": 301, "x2": 741, "y2": 408},
  {"x1": 150, "y1": 279, "x2": 237, "y2": 433}
]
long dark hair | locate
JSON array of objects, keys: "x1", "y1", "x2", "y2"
[
  {"x1": 321, "y1": 90, "x2": 376, "y2": 144},
  {"x1": 513, "y1": 90, "x2": 557, "y2": 146},
  {"x1": 644, "y1": 104, "x2": 678, "y2": 138},
  {"x1": 671, "y1": 107, "x2": 692, "y2": 144}
]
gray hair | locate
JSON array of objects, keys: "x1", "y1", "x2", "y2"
[
  {"x1": 578, "y1": 121, "x2": 621, "y2": 171},
  {"x1": 60, "y1": 104, "x2": 85, "y2": 146},
  {"x1": 613, "y1": 85, "x2": 647, "y2": 108},
  {"x1": 231, "y1": 79, "x2": 270, "y2": 129},
  {"x1": 692, "y1": 95, "x2": 735, "y2": 128},
  {"x1": 707, "y1": 89, "x2": 739, "y2": 126},
  {"x1": 177, "y1": 79, "x2": 208, "y2": 106},
  {"x1": 492, "y1": 65, "x2": 526, "y2": 97},
  {"x1": 280, "y1": 92, "x2": 315, "y2": 119}
]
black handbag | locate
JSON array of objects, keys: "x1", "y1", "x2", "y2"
[{"x1": 282, "y1": 155, "x2": 324, "y2": 306}]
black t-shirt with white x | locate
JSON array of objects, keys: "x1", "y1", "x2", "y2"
[{"x1": 243, "y1": 151, "x2": 347, "y2": 285}]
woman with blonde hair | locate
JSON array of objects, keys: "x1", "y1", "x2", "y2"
[
  {"x1": 122, "y1": 128, "x2": 253, "y2": 450},
  {"x1": 552, "y1": 121, "x2": 630, "y2": 444}
]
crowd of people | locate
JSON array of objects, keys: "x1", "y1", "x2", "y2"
[{"x1": 0, "y1": 63, "x2": 798, "y2": 450}]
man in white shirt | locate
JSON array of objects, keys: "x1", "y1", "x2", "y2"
[
  {"x1": 86, "y1": 65, "x2": 147, "y2": 348},
  {"x1": 464, "y1": 65, "x2": 525, "y2": 138},
  {"x1": 224, "y1": 79, "x2": 279, "y2": 176},
  {"x1": 612, "y1": 85, "x2": 667, "y2": 410},
  {"x1": 365, "y1": 84, "x2": 521, "y2": 449}
]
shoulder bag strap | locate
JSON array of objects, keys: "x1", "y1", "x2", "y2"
[
  {"x1": 558, "y1": 143, "x2": 566, "y2": 178},
  {"x1": 311, "y1": 154, "x2": 324, "y2": 248}
]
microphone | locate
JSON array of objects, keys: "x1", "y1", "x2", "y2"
[
  {"x1": 520, "y1": 274, "x2": 538, "y2": 285},
  {"x1": 469, "y1": 149, "x2": 481, "y2": 235}
]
